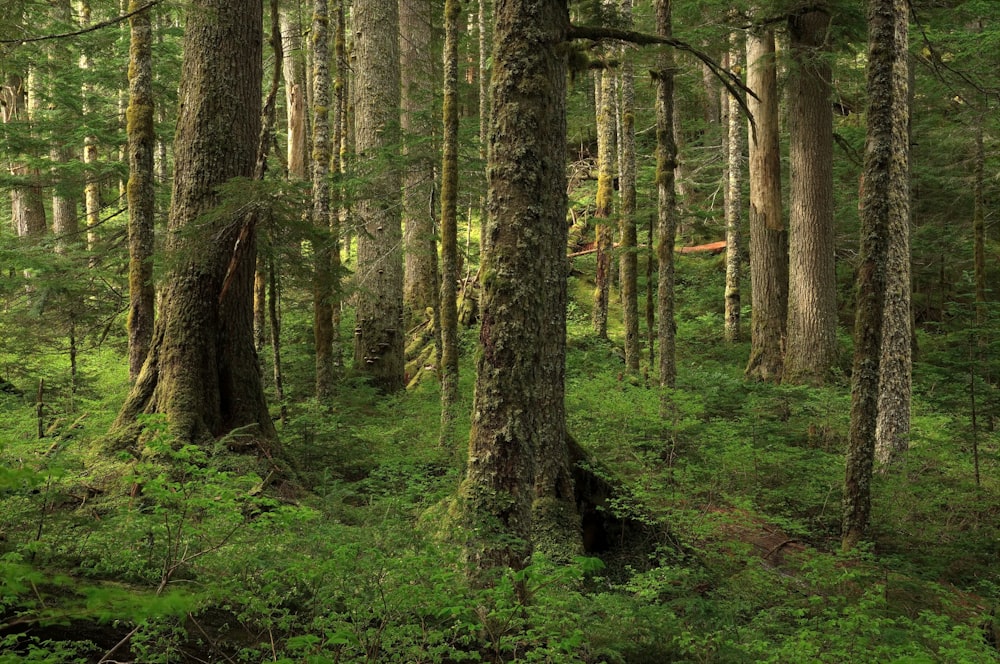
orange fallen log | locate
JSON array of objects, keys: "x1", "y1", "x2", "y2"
[{"x1": 677, "y1": 240, "x2": 726, "y2": 254}]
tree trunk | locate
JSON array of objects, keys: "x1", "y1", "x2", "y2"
[
  {"x1": 593, "y1": 67, "x2": 615, "y2": 339},
  {"x1": 843, "y1": 0, "x2": 908, "y2": 551},
  {"x1": 744, "y1": 26, "x2": 788, "y2": 382},
  {"x1": 784, "y1": 6, "x2": 838, "y2": 385},
  {"x1": 462, "y1": 0, "x2": 572, "y2": 587},
  {"x1": 655, "y1": 0, "x2": 678, "y2": 390},
  {"x1": 440, "y1": 0, "x2": 461, "y2": 448},
  {"x1": 618, "y1": 0, "x2": 639, "y2": 375},
  {"x1": 281, "y1": 6, "x2": 310, "y2": 180},
  {"x1": 112, "y1": 0, "x2": 276, "y2": 450},
  {"x1": 126, "y1": 0, "x2": 157, "y2": 383},
  {"x1": 80, "y1": 0, "x2": 101, "y2": 256},
  {"x1": 401, "y1": 0, "x2": 439, "y2": 325},
  {"x1": 723, "y1": 37, "x2": 743, "y2": 343},
  {"x1": 352, "y1": 0, "x2": 405, "y2": 392},
  {"x1": 2, "y1": 74, "x2": 47, "y2": 240},
  {"x1": 312, "y1": 0, "x2": 335, "y2": 400}
]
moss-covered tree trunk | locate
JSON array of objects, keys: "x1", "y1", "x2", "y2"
[
  {"x1": 655, "y1": 0, "x2": 678, "y2": 390},
  {"x1": 843, "y1": 0, "x2": 909, "y2": 551},
  {"x1": 112, "y1": 0, "x2": 276, "y2": 450},
  {"x1": 312, "y1": 0, "x2": 335, "y2": 400},
  {"x1": 462, "y1": 0, "x2": 572, "y2": 586},
  {"x1": 744, "y1": 26, "x2": 788, "y2": 382},
  {"x1": 125, "y1": 0, "x2": 156, "y2": 384},
  {"x1": 439, "y1": 0, "x2": 461, "y2": 448},
  {"x1": 401, "y1": 0, "x2": 439, "y2": 325},
  {"x1": 784, "y1": 6, "x2": 838, "y2": 385},
  {"x1": 592, "y1": 67, "x2": 615, "y2": 340},
  {"x1": 352, "y1": 0, "x2": 404, "y2": 393},
  {"x1": 618, "y1": 0, "x2": 639, "y2": 376}
]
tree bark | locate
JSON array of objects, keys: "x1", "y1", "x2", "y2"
[
  {"x1": 593, "y1": 67, "x2": 615, "y2": 339},
  {"x1": 462, "y1": 0, "x2": 572, "y2": 587},
  {"x1": 618, "y1": 0, "x2": 639, "y2": 375},
  {"x1": 843, "y1": 0, "x2": 908, "y2": 551},
  {"x1": 352, "y1": 0, "x2": 405, "y2": 393},
  {"x1": 312, "y1": 0, "x2": 335, "y2": 400},
  {"x1": 126, "y1": 0, "x2": 157, "y2": 383},
  {"x1": 2, "y1": 73, "x2": 47, "y2": 240},
  {"x1": 655, "y1": 0, "x2": 678, "y2": 390},
  {"x1": 723, "y1": 36, "x2": 743, "y2": 344},
  {"x1": 440, "y1": 0, "x2": 461, "y2": 448},
  {"x1": 784, "y1": 6, "x2": 838, "y2": 385},
  {"x1": 112, "y1": 0, "x2": 276, "y2": 450},
  {"x1": 744, "y1": 26, "x2": 788, "y2": 382},
  {"x1": 401, "y1": 0, "x2": 439, "y2": 325}
]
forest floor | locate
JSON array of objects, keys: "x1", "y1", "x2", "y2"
[{"x1": 0, "y1": 254, "x2": 998, "y2": 663}]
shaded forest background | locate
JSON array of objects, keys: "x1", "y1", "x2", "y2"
[{"x1": 0, "y1": 0, "x2": 999, "y2": 661}]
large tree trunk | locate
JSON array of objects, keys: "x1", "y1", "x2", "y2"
[
  {"x1": 462, "y1": 0, "x2": 572, "y2": 587},
  {"x1": 784, "y1": 6, "x2": 838, "y2": 385},
  {"x1": 112, "y1": 0, "x2": 275, "y2": 450},
  {"x1": 2, "y1": 74, "x2": 47, "y2": 240},
  {"x1": 401, "y1": 0, "x2": 439, "y2": 324},
  {"x1": 618, "y1": 0, "x2": 639, "y2": 376},
  {"x1": 843, "y1": 0, "x2": 909, "y2": 551},
  {"x1": 125, "y1": 0, "x2": 157, "y2": 383},
  {"x1": 352, "y1": 0, "x2": 404, "y2": 393},
  {"x1": 744, "y1": 27, "x2": 788, "y2": 382},
  {"x1": 655, "y1": 0, "x2": 678, "y2": 390}
]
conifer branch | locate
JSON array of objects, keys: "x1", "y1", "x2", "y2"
[{"x1": 0, "y1": 0, "x2": 161, "y2": 45}]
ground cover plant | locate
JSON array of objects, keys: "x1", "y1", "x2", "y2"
[{"x1": 0, "y1": 249, "x2": 997, "y2": 663}]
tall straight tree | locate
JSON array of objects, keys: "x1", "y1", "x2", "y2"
[
  {"x1": 400, "y1": 0, "x2": 439, "y2": 324},
  {"x1": 462, "y1": 0, "x2": 572, "y2": 585},
  {"x1": 312, "y1": 0, "x2": 335, "y2": 399},
  {"x1": 784, "y1": 5, "x2": 838, "y2": 385},
  {"x1": 125, "y1": 0, "x2": 156, "y2": 382},
  {"x1": 655, "y1": 0, "x2": 678, "y2": 389},
  {"x1": 112, "y1": 0, "x2": 276, "y2": 449},
  {"x1": 618, "y1": 0, "x2": 639, "y2": 375},
  {"x1": 592, "y1": 65, "x2": 615, "y2": 339},
  {"x1": 722, "y1": 37, "x2": 743, "y2": 343},
  {"x1": 744, "y1": 25, "x2": 788, "y2": 382},
  {"x1": 439, "y1": 0, "x2": 460, "y2": 448},
  {"x1": 352, "y1": 0, "x2": 404, "y2": 392},
  {"x1": 843, "y1": 0, "x2": 909, "y2": 551},
  {"x1": 2, "y1": 73, "x2": 47, "y2": 239}
]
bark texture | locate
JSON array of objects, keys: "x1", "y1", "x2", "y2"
[
  {"x1": 655, "y1": 0, "x2": 678, "y2": 389},
  {"x1": 593, "y1": 68, "x2": 615, "y2": 339},
  {"x1": 440, "y1": 0, "x2": 461, "y2": 448},
  {"x1": 784, "y1": 6, "x2": 838, "y2": 385},
  {"x1": 112, "y1": 0, "x2": 275, "y2": 449},
  {"x1": 618, "y1": 0, "x2": 639, "y2": 375},
  {"x1": 843, "y1": 0, "x2": 909, "y2": 550},
  {"x1": 2, "y1": 74, "x2": 47, "y2": 239},
  {"x1": 744, "y1": 27, "x2": 788, "y2": 382},
  {"x1": 312, "y1": 0, "x2": 335, "y2": 399},
  {"x1": 126, "y1": 0, "x2": 157, "y2": 382},
  {"x1": 463, "y1": 0, "x2": 573, "y2": 583},
  {"x1": 352, "y1": 0, "x2": 405, "y2": 392},
  {"x1": 723, "y1": 39, "x2": 743, "y2": 344},
  {"x1": 401, "y1": 0, "x2": 439, "y2": 323}
]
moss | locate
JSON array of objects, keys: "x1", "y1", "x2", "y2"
[{"x1": 531, "y1": 496, "x2": 581, "y2": 563}]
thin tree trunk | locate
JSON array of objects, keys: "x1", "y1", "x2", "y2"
[
  {"x1": 268, "y1": 258, "x2": 287, "y2": 426},
  {"x1": 440, "y1": 0, "x2": 461, "y2": 448},
  {"x1": 723, "y1": 36, "x2": 743, "y2": 343},
  {"x1": 312, "y1": 0, "x2": 335, "y2": 399},
  {"x1": 843, "y1": 0, "x2": 908, "y2": 551},
  {"x1": 618, "y1": 0, "x2": 639, "y2": 375},
  {"x1": 655, "y1": 0, "x2": 678, "y2": 390},
  {"x1": 744, "y1": 26, "x2": 788, "y2": 382},
  {"x1": 80, "y1": 0, "x2": 101, "y2": 256},
  {"x1": 126, "y1": 0, "x2": 157, "y2": 382},
  {"x1": 593, "y1": 67, "x2": 615, "y2": 339}
]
